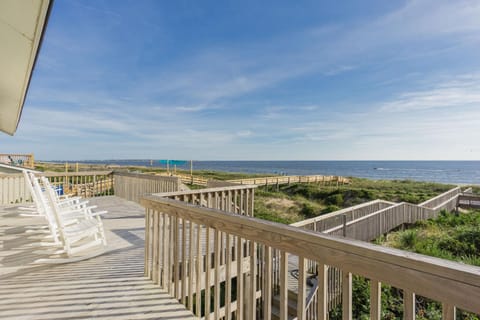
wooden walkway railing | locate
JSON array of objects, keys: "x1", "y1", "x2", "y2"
[
  {"x1": 291, "y1": 199, "x2": 396, "y2": 232},
  {"x1": 0, "y1": 171, "x2": 115, "y2": 205},
  {"x1": 228, "y1": 175, "x2": 351, "y2": 187},
  {"x1": 156, "y1": 172, "x2": 209, "y2": 186},
  {"x1": 0, "y1": 153, "x2": 34, "y2": 168},
  {"x1": 114, "y1": 172, "x2": 180, "y2": 203},
  {"x1": 154, "y1": 184, "x2": 257, "y2": 217},
  {"x1": 458, "y1": 193, "x2": 480, "y2": 209},
  {"x1": 40, "y1": 171, "x2": 114, "y2": 198},
  {"x1": 142, "y1": 195, "x2": 480, "y2": 320}
]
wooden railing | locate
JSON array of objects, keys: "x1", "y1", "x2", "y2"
[
  {"x1": 291, "y1": 200, "x2": 395, "y2": 232},
  {"x1": 0, "y1": 171, "x2": 115, "y2": 205},
  {"x1": 228, "y1": 175, "x2": 351, "y2": 187},
  {"x1": 157, "y1": 172, "x2": 209, "y2": 186},
  {"x1": 113, "y1": 172, "x2": 181, "y2": 203},
  {"x1": 142, "y1": 196, "x2": 480, "y2": 320},
  {"x1": 40, "y1": 171, "x2": 114, "y2": 198},
  {"x1": 458, "y1": 193, "x2": 480, "y2": 209},
  {"x1": 154, "y1": 184, "x2": 257, "y2": 216},
  {"x1": 419, "y1": 187, "x2": 461, "y2": 209},
  {"x1": 0, "y1": 173, "x2": 31, "y2": 204},
  {"x1": 0, "y1": 153, "x2": 34, "y2": 168}
]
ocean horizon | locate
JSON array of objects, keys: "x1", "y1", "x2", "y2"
[{"x1": 59, "y1": 160, "x2": 480, "y2": 185}]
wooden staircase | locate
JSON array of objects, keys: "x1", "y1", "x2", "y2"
[{"x1": 271, "y1": 289, "x2": 299, "y2": 320}]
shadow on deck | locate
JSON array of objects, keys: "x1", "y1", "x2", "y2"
[{"x1": 0, "y1": 196, "x2": 194, "y2": 320}]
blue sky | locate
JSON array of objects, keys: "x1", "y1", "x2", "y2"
[{"x1": 3, "y1": 0, "x2": 480, "y2": 160}]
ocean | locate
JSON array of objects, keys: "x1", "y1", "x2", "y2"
[{"x1": 75, "y1": 160, "x2": 480, "y2": 185}]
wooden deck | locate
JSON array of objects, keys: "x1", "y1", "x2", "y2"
[{"x1": 0, "y1": 196, "x2": 195, "y2": 320}]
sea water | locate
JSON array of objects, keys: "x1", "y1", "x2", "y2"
[{"x1": 75, "y1": 160, "x2": 480, "y2": 185}]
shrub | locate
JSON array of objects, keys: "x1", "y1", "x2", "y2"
[{"x1": 300, "y1": 203, "x2": 316, "y2": 218}]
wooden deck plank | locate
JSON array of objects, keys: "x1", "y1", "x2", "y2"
[{"x1": 0, "y1": 196, "x2": 194, "y2": 320}]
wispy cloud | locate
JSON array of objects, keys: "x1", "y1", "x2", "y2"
[{"x1": 380, "y1": 74, "x2": 480, "y2": 112}]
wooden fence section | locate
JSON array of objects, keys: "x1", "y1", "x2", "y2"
[
  {"x1": 142, "y1": 196, "x2": 480, "y2": 320},
  {"x1": 40, "y1": 171, "x2": 114, "y2": 198},
  {"x1": 291, "y1": 200, "x2": 395, "y2": 232},
  {"x1": 114, "y1": 172, "x2": 181, "y2": 203},
  {"x1": 228, "y1": 175, "x2": 351, "y2": 187},
  {"x1": 0, "y1": 153, "x2": 34, "y2": 168},
  {"x1": 157, "y1": 172, "x2": 209, "y2": 186},
  {"x1": 154, "y1": 184, "x2": 257, "y2": 217},
  {"x1": 458, "y1": 193, "x2": 480, "y2": 209},
  {"x1": 0, "y1": 173, "x2": 30, "y2": 204},
  {"x1": 419, "y1": 187, "x2": 461, "y2": 209},
  {"x1": 0, "y1": 171, "x2": 115, "y2": 205}
]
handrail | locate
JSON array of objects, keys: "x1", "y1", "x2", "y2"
[
  {"x1": 142, "y1": 196, "x2": 480, "y2": 318},
  {"x1": 419, "y1": 186, "x2": 461, "y2": 208},
  {"x1": 154, "y1": 184, "x2": 257, "y2": 197},
  {"x1": 154, "y1": 184, "x2": 257, "y2": 216},
  {"x1": 0, "y1": 153, "x2": 34, "y2": 168},
  {"x1": 228, "y1": 174, "x2": 351, "y2": 185},
  {"x1": 323, "y1": 202, "x2": 406, "y2": 234},
  {"x1": 291, "y1": 199, "x2": 395, "y2": 228},
  {"x1": 113, "y1": 171, "x2": 180, "y2": 203},
  {"x1": 38, "y1": 170, "x2": 113, "y2": 177}
]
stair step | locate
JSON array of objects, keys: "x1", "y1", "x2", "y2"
[
  {"x1": 272, "y1": 294, "x2": 298, "y2": 316},
  {"x1": 271, "y1": 304, "x2": 297, "y2": 320}
]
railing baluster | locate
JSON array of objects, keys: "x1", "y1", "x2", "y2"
[
  {"x1": 249, "y1": 241, "x2": 257, "y2": 320},
  {"x1": 317, "y1": 263, "x2": 328, "y2": 320},
  {"x1": 195, "y1": 223, "x2": 202, "y2": 317},
  {"x1": 342, "y1": 271, "x2": 352, "y2": 320},
  {"x1": 297, "y1": 256, "x2": 307, "y2": 320},
  {"x1": 181, "y1": 219, "x2": 187, "y2": 304},
  {"x1": 280, "y1": 251, "x2": 288, "y2": 320},
  {"x1": 264, "y1": 246, "x2": 272, "y2": 320},
  {"x1": 205, "y1": 227, "x2": 211, "y2": 320},
  {"x1": 225, "y1": 233, "x2": 232, "y2": 320},
  {"x1": 174, "y1": 217, "x2": 180, "y2": 300},
  {"x1": 404, "y1": 289, "x2": 415, "y2": 320},
  {"x1": 236, "y1": 236, "x2": 244, "y2": 320},
  {"x1": 442, "y1": 303, "x2": 456, "y2": 320},
  {"x1": 188, "y1": 221, "x2": 195, "y2": 312},
  {"x1": 370, "y1": 280, "x2": 381, "y2": 320},
  {"x1": 214, "y1": 229, "x2": 221, "y2": 319},
  {"x1": 152, "y1": 211, "x2": 159, "y2": 283}
]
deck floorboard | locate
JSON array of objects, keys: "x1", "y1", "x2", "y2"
[{"x1": 0, "y1": 196, "x2": 195, "y2": 320}]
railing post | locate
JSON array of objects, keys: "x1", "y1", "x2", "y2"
[{"x1": 342, "y1": 214, "x2": 347, "y2": 237}]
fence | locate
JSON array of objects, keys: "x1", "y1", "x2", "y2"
[
  {"x1": 40, "y1": 171, "x2": 114, "y2": 198},
  {"x1": 0, "y1": 171, "x2": 115, "y2": 205},
  {"x1": 228, "y1": 175, "x2": 351, "y2": 187},
  {"x1": 419, "y1": 187, "x2": 461, "y2": 209},
  {"x1": 154, "y1": 184, "x2": 257, "y2": 216},
  {"x1": 113, "y1": 172, "x2": 181, "y2": 203},
  {"x1": 142, "y1": 195, "x2": 480, "y2": 320},
  {"x1": 291, "y1": 200, "x2": 395, "y2": 233},
  {"x1": 0, "y1": 153, "x2": 34, "y2": 168},
  {"x1": 0, "y1": 174, "x2": 31, "y2": 204}
]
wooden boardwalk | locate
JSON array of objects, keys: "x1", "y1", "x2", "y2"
[{"x1": 0, "y1": 196, "x2": 194, "y2": 320}]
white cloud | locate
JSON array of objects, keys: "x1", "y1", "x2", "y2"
[{"x1": 379, "y1": 74, "x2": 480, "y2": 112}]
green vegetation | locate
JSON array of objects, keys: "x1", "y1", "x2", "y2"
[
  {"x1": 378, "y1": 210, "x2": 480, "y2": 266},
  {"x1": 254, "y1": 178, "x2": 454, "y2": 224},
  {"x1": 329, "y1": 210, "x2": 480, "y2": 320}
]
